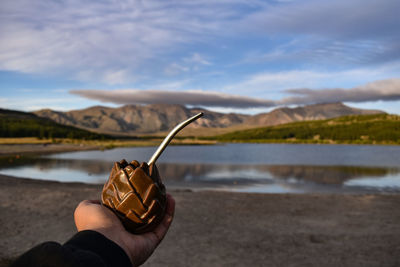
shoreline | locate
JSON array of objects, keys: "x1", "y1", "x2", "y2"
[
  {"x1": 1, "y1": 137, "x2": 399, "y2": 158},
  {"x1": 1, "y1": 174, "x2": 399, "y2": 266},
  {"x1": 0, "y1": 143, "x2": 101, "y2": 157},
  {"x1": 0, "y1": 138, "x2": 217, "y2": 157}
]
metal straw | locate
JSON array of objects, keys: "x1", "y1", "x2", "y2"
[{"x1": 148, "y1": 112, "x2": 204, "y2": 166}]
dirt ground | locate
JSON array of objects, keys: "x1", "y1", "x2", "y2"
[{"x1": 0, "y1": 174, "x2": 399, "y2": 267}]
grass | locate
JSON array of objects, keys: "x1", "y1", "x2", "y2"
[
  {"x1": 3, "y1": 114, "x2": 399, "y2": 148},
  {"x1": 205, "y1": 114, "x2": 400, "y2": 145},
  {"x1": 0, "y1": 137, "x2": 54, "y2": 144}
]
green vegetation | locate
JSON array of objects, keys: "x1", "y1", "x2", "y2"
[
  {"x1": 206, "y1": 114, "x2": 400, "y2": 145},
  {"x1": 2, "y1": 107, "x2": 399, "y2": 146},
  {"x1": 0, "y1": 108, "x2": 111, "y2": 140}
]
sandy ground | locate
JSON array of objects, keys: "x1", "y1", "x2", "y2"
[{"x1": 0, "y1": 174, "x2": 399, "y2": 267}]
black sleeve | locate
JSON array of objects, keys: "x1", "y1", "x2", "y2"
[{"x1": 11, "y1": 230, "x2": 132, "y2": 267}]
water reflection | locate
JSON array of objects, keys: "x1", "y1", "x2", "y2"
[{"x1": 0, "y1": 155, "x2": 399, "y2": 193}]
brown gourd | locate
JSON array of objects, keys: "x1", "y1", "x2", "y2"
[{"x1": 101, "y1": 113, "x2": 203, "y2": 233}]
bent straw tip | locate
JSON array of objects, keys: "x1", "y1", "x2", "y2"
[{"x1": 148, "y1": 112, "x2": 204, "y2": 166}]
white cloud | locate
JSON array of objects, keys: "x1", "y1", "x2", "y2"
[
  {"x1": 1, "y1": 0, "x2": 399, "y2": 89},
  {"x1": 164, "y1": 53, "x2": 212, "y2": 75},
  {"x1": 164, "y1": 63, "x2": 190, "y2": 76},
  {"x1": 237, "y1": 0, "x2": 400, "y2": 66},
  {"x1": 101, "y1": 69, "x2": 132, "y2": 85},
  {"x1": 242, "y1": 0, "x2": 399, "y2": 39},
  {"x1": 3, "y1": 1, "x2": 395, "y2": 70},
  {"x1": 0, "y1": 96, "x2": 91, "y2": 112},
  {"x1": 184, "y1": 53, "x2": 212, "y2": 65},
  {"x1": 0, "y1": 0, "x2": 237, "y2": 82},
  {"x1": 153, "y1": 80, "x2": 191, "y2": 91}
]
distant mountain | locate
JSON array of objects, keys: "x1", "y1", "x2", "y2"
[
  {"x1": 34, "y1": 104, "x2": 249, "y2": 135},
  {"x1": 244, "y1": 102, "x2": 383, "y2": 126},
  {"x1": 0, "y1": 108, "x2": 110, "y2": 139},
  {"x1": 33, "y1": 103, "x2": 384, "y2": 136}
]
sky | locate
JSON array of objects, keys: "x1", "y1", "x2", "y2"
[{"x1": 1, "y1": 0, "x2": 399, "y2": 115}]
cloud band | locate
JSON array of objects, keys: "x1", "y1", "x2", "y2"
[
  {"x1": 70, "y1": 89, "x2": 275, "y2": 108},
  {"x1": 70, "y1": 79, "x2": 400, "y2": 108},
  {"x1": 281, "y1": 79, "x2": 400, "y2": 105}
]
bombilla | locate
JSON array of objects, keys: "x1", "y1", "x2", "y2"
[{"x1": 148, "y1": 112, "x2": 204, "y2": 166}]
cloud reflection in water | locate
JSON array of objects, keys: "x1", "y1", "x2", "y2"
[{"x1": 0, "y1": 156, "x2": 399, "y2": 194}]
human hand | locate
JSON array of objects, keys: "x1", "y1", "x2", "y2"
[{"x1": 74, "y1": 194, "x2": 175, "y2": 266}]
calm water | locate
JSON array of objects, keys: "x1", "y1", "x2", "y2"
[{"x1": 1, "y1": 143, "x2": 400, "y2": 194}]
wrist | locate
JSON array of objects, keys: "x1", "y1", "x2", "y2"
[
  {"x1": 88, "y1": 228, "x2": 134, "y2": 265},
  {"x1": 66, "y1": 230, "x2": 132, "y2": 267}
]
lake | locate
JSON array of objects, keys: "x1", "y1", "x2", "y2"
[{"x1": 1, "y1": 143, "x2": 400, "y2": 194}]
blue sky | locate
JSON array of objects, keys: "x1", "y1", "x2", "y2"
[{"x1": 1, "y1": 0, "x2": 399, "y2": 114}]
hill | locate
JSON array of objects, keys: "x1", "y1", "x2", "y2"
[
  {"x1": 0, "y1": 108, "x2": 110, "y2": 140},
  {"x1": 209, "y1": 114, "x2": 400, "y2": 145},
  {"x1": 34, "y1": 104, "x2": 249, "y2": 135},
  {"x1": 244, "y1": 102, "x2": 383, "y2": 126},
  {"x1": 33, "y1": 103, "x2": 384, "y2": 136}
]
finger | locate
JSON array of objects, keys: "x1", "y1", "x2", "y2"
[
  {"x1": 148, "y1": 194, "x2": 175, "y2": 243},
  {"x1": 74, "y1": 199, "x2": 103, "y2": 222},
  {"x1": 75, "y1": 200, "x2": 91, "y2": 213}
]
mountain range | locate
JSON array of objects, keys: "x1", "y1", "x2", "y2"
[{"x1": 33, "y1": 103, "x2": 384, "y2": 136}]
